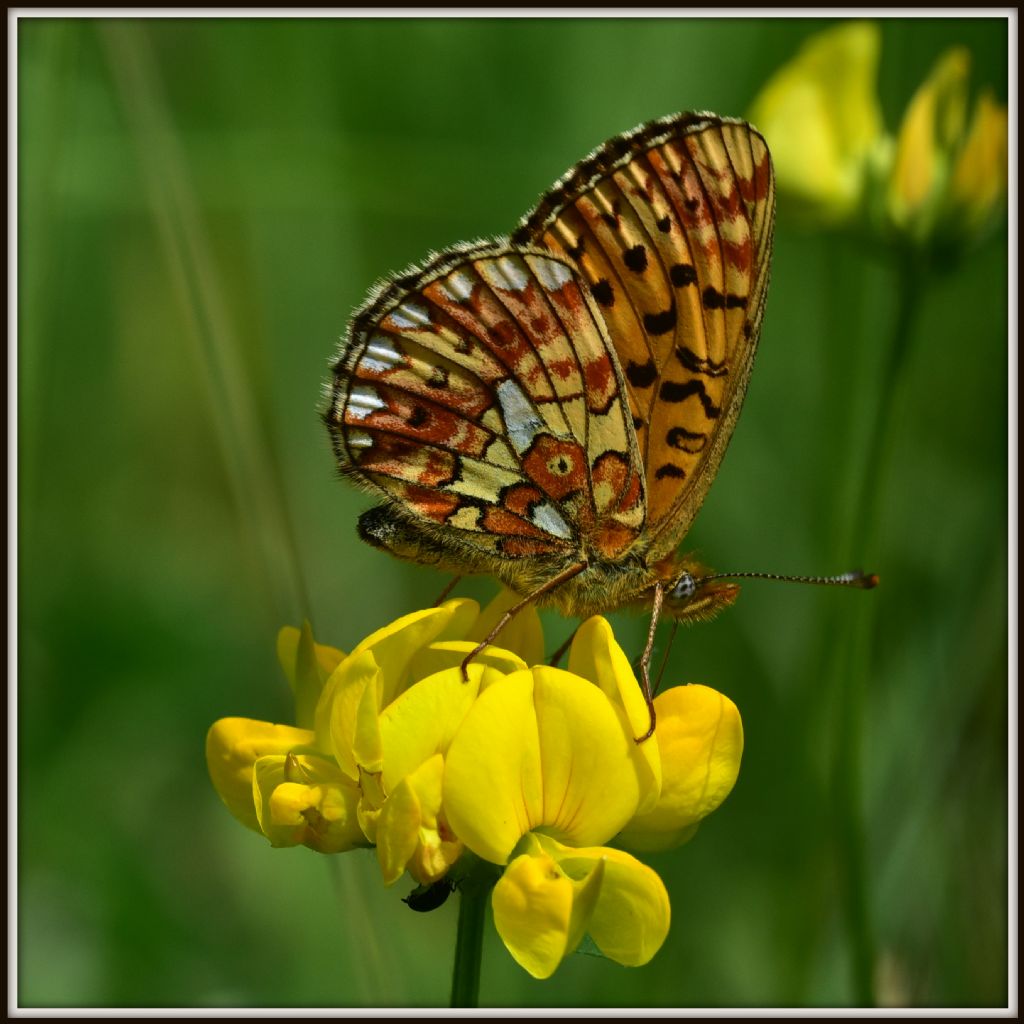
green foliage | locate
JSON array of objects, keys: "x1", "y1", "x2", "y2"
[{"x1": 17, "y1": 16, "x2": 1008, "y2": 1008}]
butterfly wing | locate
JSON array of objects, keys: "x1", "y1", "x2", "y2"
[
  {"x1": 326, "y1": 243, "x2": 647, "y2": 569},
  {"x1": 515, "y1": 113, "x2": 775, "y2": 562}
]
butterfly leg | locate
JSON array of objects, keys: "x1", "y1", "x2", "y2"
[
  {"x1": 431, "y1": 576, "x2": 463, "y2": 607},
  {"x1": 460, "y1": 562, "x2": 589, "y2": 681},
  {"x1": 547, "y1": 623, "x2": 582, "y2": 668},
  {"x1": 653, "y1": 620, "x2": 680, "y2": 697},
  {"x1": 635, "y1": 582, "x2": 664, "y2": 744}
]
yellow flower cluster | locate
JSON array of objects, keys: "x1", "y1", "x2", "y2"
[
  {"x1": 206, "y1": 592, "x2": 743, "y2": 979},
  {"x1": 749, "y1": 22, "x2": 1007, "y2": 249}
]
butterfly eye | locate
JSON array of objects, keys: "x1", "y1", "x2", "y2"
[{"x1": 669, "y1": 572, "x2": 697, "y2": 602}]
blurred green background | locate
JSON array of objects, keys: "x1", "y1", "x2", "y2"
[{"x1": 17, "y1": 15, "x2": 1009, "y2": 1009}]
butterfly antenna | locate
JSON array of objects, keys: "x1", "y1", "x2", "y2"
[{"x1": 696, "y1": 569, "x2": 879, "y2": 589}]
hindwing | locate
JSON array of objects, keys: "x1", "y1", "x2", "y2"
[{"x1": 326, "y1": 243, "x2": 647, "y2": 564}]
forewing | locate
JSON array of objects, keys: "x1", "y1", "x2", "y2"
[
  {"x1": 515, "y1": 113, "x2": 775, "y2": 559},
  {"x1": 326, "y1": 243, "x2": 647, "y2": 563}
]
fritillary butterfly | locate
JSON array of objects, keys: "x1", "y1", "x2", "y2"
[{"x1": 324, "y1": 112, "x2": 871, "y2": 736}]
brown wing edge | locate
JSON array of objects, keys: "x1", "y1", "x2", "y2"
[{"x1": 512, "y1": 111, "x2": 752, "y2": 245}]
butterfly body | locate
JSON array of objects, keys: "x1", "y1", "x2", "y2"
[
  {"x1": 326, "y1": 113, "x2": 774, "y2": 631},
  {"x1": 357, "y1": 501, "x2": 738, "y2": 623}
]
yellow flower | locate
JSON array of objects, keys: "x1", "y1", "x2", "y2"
[
  {"x1": 442, "y1": 665, "x2": 657, "y2": 863},
  {"x1": 943, "y1": 88, "x2": 1008, "y2": 240},
  {"x1": 206, "y1": 597, "x2": 745, "y2": 979},
  {"x1": 886, "y1": 48, "x2": 1007, "y2": 250},
  {"x1": 617, "y1": 684, "x2": 744, "y2": 852},
  {"x1": 748, "y1": 21, "x2": 885, "y2": 224},
  {"x1": 252, "y1": 751, "x2": 364, "y2": 854},
  {"x1": 491, "y1": 833, "x2": 670, "y2": 979},
  {"x1": 888, "y1": 48, "x2": 970, "y2": 241},
  {"x1": 205, "y1": 717, "x2": 365, "y2": 852},
  {"x1": 276, "y1": 622, "x2": 345, "y2": 729},
  {"x1": 442, "y1": 616, "x2": 742, "y2": 977},
  {"x1": 442, "y1": 658, "x2": 668, "y2": 977},
  {"x1": 207, "y1": 593, "x2": 542, "y2": 884}
]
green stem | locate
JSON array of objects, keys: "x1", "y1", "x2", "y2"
[
  {"x1": 832, "y1": 251, "x2": 924, "y2": 1006},
  {"x1": 848, "y1": 253, "x2": 923, "y2": 559},
  {"x1": 450, "y1": 865, "x2": 494, "y2": 1008}
]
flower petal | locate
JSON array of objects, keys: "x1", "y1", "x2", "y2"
[
  {"x1": 536, "y1": 834, "x2": 670, "y2": 968},
  {"x1": 315, "y1": 601, "x2": 481, "y2": 767},
  {"x1": 618, "y1": 684, "x2": 743, "y2": 852},
  {"x1": 568, "y1": 617, "x2": 661, "y2": 812},
  {"x1": 443, "y1": 670, "x2": 542, "y2": 863},
  {"x1": 376, "y1": 753, "x2": 462, "y2": 886},
  {"x1": 444, "y1": 667, "x2": 646, "y2": 863},
  {"x1": 532, "y1": 667, "x2": 645, "y2": 846},
  {"x1": 276, "y1": 623, "x2": 345, "y2": 729},
  {"x1": 318, "y1": 649, "x2": 381, "y2": 780},
  {"x1": 946, "y1": 88, "x2": 1008, "y2": 237},
  {"x1": 252, "y1": 752, "x2": 363, "y2": 853},
  {"x1": 378, "y1": 666, "x2": 484, "y2": 793},
  {"x1": 888, "y1": 47, "x2": 970, "y2": 238},
  {"x1": 491, "y1": 833, "x2": 604, "y2": 979},
  {"x1": 206, "y1": 717, "x2": 316, "y2": 832},
  {"x1": 406, "y1": 640, "x2": 528, "y2": 688},
  {"x1": 350, "y1": 598, "x2": 480, "y2": 705},
  {"x1": 748, "y1": 21, "x2": 884, "y2": 223},
  {"x1": 352, "y1": 659, "x2": 385, "y2": 773},
  {"x1": 466, "y1": 588, "x2": 544, "y2": 667}
]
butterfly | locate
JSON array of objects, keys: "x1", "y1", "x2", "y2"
[{"x1": 324, "y1": 112, "x2": 870, "y2": 737}]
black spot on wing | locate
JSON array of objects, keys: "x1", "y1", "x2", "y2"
[
  {"x1": 666, "y1": 425, "x2": 707, "y2": 452},
  {"x1": 591, "y1": 279, "x2": 615, "y2": 307},
  {"x1": 700, "y1": 288, "x2": 749, "y2": 311},
  {"x1": 643, "y1": 307, "x2": 677, "y2": 336},
  {"x1": 623, "y1": 245, "x2": 648, "y2": 273},
  {"x1": 655, "y1": 463, "x2": 687, "y2": 480},
  {"x1": 702, "y1": 286, "x2": 725, "y2": 310},
  {"x1": 625, "y1": 359, "x2": 658, "y2": 388},
  {"x1": 676, "y1": 345, "x2": 728, "y2": 378},
  {"x1": 670, "y1": 263, "x2": 698, "y2": 287},
  {"x1": 659, "y1": 379, "x2": 721, "y2": 418}
]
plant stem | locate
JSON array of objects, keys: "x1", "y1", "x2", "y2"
[
  {"x1": 849, "y1": 254, "x2": 923, "y2": 557},
  {"x1": 832, "y1": 251, "x2": 924, "y2": 1006},
  {"x1": 450, "y1": 866, "x2": 493, "y2": 1008}
]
